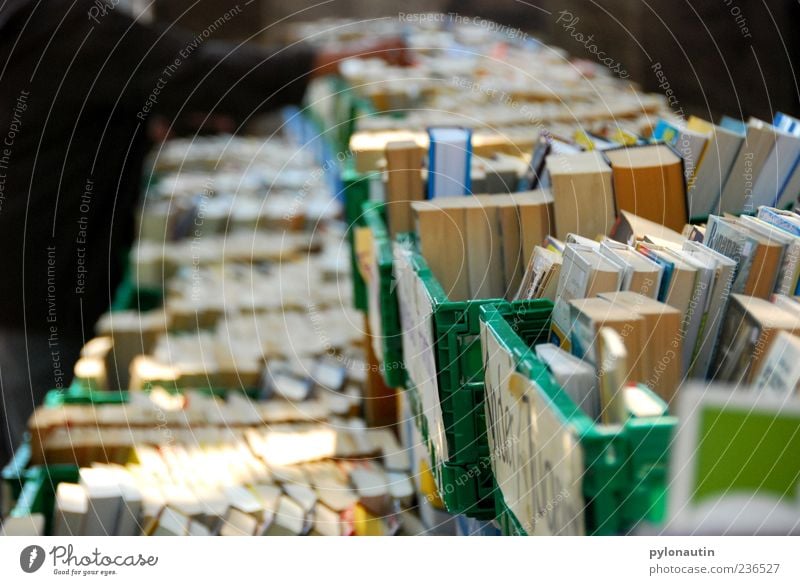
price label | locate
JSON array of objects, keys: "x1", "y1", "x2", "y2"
[{"x1": 482, "y1": 321, "x2": 585, "y2": 535}]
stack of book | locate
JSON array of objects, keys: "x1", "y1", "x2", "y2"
[{"x1": 45, "y1": 429, "x2": 412, "y2": 536}]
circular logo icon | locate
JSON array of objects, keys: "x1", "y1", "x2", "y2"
[{"x1": 20, "y1": 545, "x2": 46, "y2": 573}]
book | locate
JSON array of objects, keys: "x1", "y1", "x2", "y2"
[
  {"x1": 679, "y1": 242, "x2": 737, "y2": 379},
  {"x1": 463, "y1": 196, "x2": 505, "y2": 299},
  {"x1": 609, "y1": 209, "x2": 686, "y2": 247},
  {"x1": 535, "y1": 343, "x2": 600, "y2": 420},
  {"x1": 495, "y1": 195, "x2": 525, "y2": 297},
  {"x1": 481, "y1": 153, "x2": 527, "y2": 193},
  {"x1": 604, "y1": 144, "x2": 688, "y2": 233},
  {"x1": 757, "y1": 206, "x2": 800, "y2": 238},
  {"x1": 550, "y1": 244, "x2": 624, "y2": 350},
  {"x1": 705, "y1": 215, "x2": 784, "y2": 298},
  {"x1": 738, "y1": 215, "x2": 800, "y2": 296},
  {"x1": 568, "y1": 297, "x2": 645, "y2": 386},
  {"x1": 716, "y1": 118, "x2": 778, "y2": 214},
  {"x1": 546, "y1": 151, "x2": 615, "y2": 240},
  {"x1": 752, "y1": 331, "x2": 800, "y2": 396},
  {"x1": 80, "y1": 467, "x2": 124, "y2": 536},
  {"x1": 411, "y1": 199, "x2": 470, "y2": 300},
  {"x1": 54, "y1": 482, "x2": 88, "y2": 536},
  {"x1": 427, "y1": 127, "x2": 472, "y2": 198},
  {"x1": 685, "y1": 116, "x2": 744, "y2": 219},
  {"x1": 598, "y1": 291, "x2": 683, "y2": 404},
  {"x1": 510, "y1": 190, "x2": 555, "y2": 269},
  {"x1": 712, "y1": 294, "x2": 800, "y2": 383},
  {"x1": 598, "y1": 239, "x2": 663, "y2": 298},
  {"x1": 751, "y1": 123, "x2": 800, "y2": 209},
  {"x1": 636, "y1": 243, "x2": 698, "y2": 317},
  {"x1": 652, "y1": 118, "x2": 709, "y2": 191},
  {"x1": 150, "y1": 507, "x2": 189, "y2": 536},
  {"x1": 515, "y1": 245, "x2": 562, "y2": 301},
  {"x1": 668, "y1": 249, "x2": 716, "y2": 377},
  {"x1": 385, "y1": 140, "x2": 425, "y2": 237}
]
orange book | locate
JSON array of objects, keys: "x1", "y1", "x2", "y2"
[{"x1": 605, "y1": 144, "x2": 688, "y2": 233}]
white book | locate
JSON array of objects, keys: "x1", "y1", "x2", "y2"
[
  {"x1": 427, "y1": 127, "x2": 472, "y2": 198},
  {"x1": 687, "y1": 121, "x2": 743, "y2": 218},
  {"x1": 535, "y1": 343, "x2": 600, "y2": 419},
  {"x1": 598, "y1": 239, "x2": 663, "y2": 298},
  {"x1": 753, "y1": 330, "x2": 800, "y2": 396},
  {"x1": 717, "y1": 118, "x2": 778, "y2": 214},
  {"x1": 79, "y1": 467, "x2": 123, "y2": 536},
  {"x1": 751, "y1": 129, "x2": 800, "y2": 208},
  {"x1": 261, "y1": 495, "x2": 305, "y2": 536},
  {"x1": 680, "y1": 242, "x2": 737, "y2": 379},
  {"x1": 54, "y1": 483, "x2": 88, "y2": 536},
  {"x1": 151, "y1": 507, "x2": 189, "y2": 536},
  {"x1": 669, "y1": 250, "x2": 715, "y2": 377}
]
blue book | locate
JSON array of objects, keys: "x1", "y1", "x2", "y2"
[
  {"x1": 757, "y1": 206, "x2": 800, "y2": 238},
  {"x1": 427, "y1": 127, "x2": 472, "y2": 199},
  {"x1": 719, "y1": 116, "x2": 747, "y2": 135}
]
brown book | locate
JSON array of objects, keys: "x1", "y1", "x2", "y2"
[
  {"x1": 610, "y1": 209, "x2": 687, "y2": 246},
  {"x1": 568, "y1": 297, "x2": 645, "y2": 385},
  {"x1": 605, "y1": 144, "x2": 687, "y2": 233},
  {"x1": 510, "y1": 190, "x2": 555, "y2": 267},
  {"x1": 735, "y1": 221, "x2": 785, "y2": 299},
  {"x1": 385, "y1": 140, "x2": 425, "y2": 237},
  {"x1": 463, "y1": 196, "x2": 505, "y2": 299},
  {"x1": 546, "y1": 151, "x2": 615, "y2": 240},
  {"x1": 599, "y1": 291, "x2": 683, "y2": 405},
  {"x1": 494, "y1": 195, "x2": 525, "y2": 298},
  {"x1": 412, "y1": 199, "x2": 470, "y2": 301}
]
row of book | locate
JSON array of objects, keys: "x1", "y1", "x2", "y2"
[
  {"x1": 138, "y1": 135, "x2": 336, "y2": 242},
  {"x1": 654, "y1": 114, "x2": 800, "y2": 218},
  {"x1": 37, "y1": 419, "x2": 415, "y2": 536}
]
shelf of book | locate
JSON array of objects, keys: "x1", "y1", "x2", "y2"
[
  {"x1": 480, "y1": 303, "x2": 676, "y2": 535},
  {"x1": 358, "y1": 202, "x2": 405, "y2": 387}
]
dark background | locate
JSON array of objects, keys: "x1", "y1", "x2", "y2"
[{"x1": 148, "y1": 0, "x2": 800, "y2": 123}]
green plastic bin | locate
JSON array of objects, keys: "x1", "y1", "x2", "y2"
[
  {"x1": 343, "y1": 164, "x2": 378, "y2": 312},
  {"x1": 360, "y1": 202, "x2": 405, "y2": 387},
  {"x1": 9, "y1": 463, "x2": 80, "y2": 536},
  {"x1": 480, "y1": 303, "x2": 676, "y2": 535},
  {"x1": 392, "y1": 238, "x2": 552, "y2": 518}
]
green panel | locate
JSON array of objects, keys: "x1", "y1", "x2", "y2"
[
  {"x1": 694, "y1": 407, "x2": 800, "y2": 503},
  {"x1": 342, "y1": 165, "x2": 373, "y2": 312},
  {"x1": 361, "y1": 202, "x2": 405, "y2": 387}
]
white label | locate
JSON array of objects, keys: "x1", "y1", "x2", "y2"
[
  {"x1": 482, "y1": 322, "x2": 586, "y2": 535},
  {"x1": 394, "y1": 243, "x2": 448, "y2": 461}
]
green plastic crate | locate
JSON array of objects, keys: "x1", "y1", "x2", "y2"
[
  {"x1": 480, "y1": 303, "x2": 676, "y2": 535},
  {"x1": 343, "y1": 164, "x2": 375, "y2": 312},
  {"x1": 2, "y1": 442, "x2": 32, "y2": 508},
  {"x1": 493, "y1": 483, "x2": 527, "y2": 536},
  {"x1": 10, "y1": 463, "x2": 80, "y2": 535},
  {"x1": 392, "y1": 239, "x2": 552, "y2": 518},
  {"x1": 360, "y1": 202, "x2": 405, "y2": 387},
  {"x1": 42, "y1": 383, "x2": 259, "y2": 409}
]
